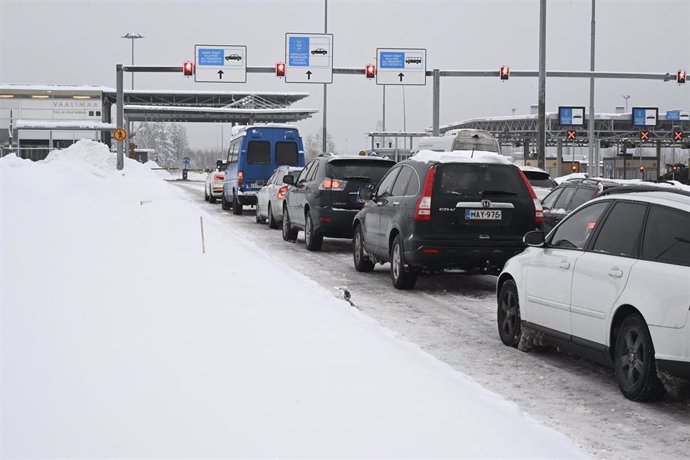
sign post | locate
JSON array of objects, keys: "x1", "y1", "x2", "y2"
[
  {"x1": 284, "y1": 33, "x2": 333, "y2": 84},
  {"x1": 376, "y1": 48, "x2": 427, "y2": 86},
  {"x1": 194, "y1": 45, "x2": 247, "y2": 83}
]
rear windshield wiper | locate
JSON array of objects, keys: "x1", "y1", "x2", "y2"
[
  {"x1": 342, "y1": 176, "x2": 371, "y2": 181},
  {"x1": 482, "y1": 190, "x2": 518, "y2": 196}
]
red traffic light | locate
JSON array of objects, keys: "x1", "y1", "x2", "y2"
[
  {"x1": 183, "y1": 61, "x2": 194, "y2": 76},
  {"x1": 639, "y1": 165, "x2": 645, "y2": 173},
  {"x1": 674, "y1": 130, "x2": 683, "y2": 142},
  {"x1": 276, "y1": 62, "x2": 286, "y2": 77},
  {"x1": 639, "y1": 130, "x2": 650, "y2": 141},
  {"x1": 677, "y1": 70, "x2": 687, "y2": 84},
  {"x1": 365, "y1": 64, "x2": 376, "y2": 79},
  {"x1": 500, "y1": 65, "x2": 510, "y2": 80}
]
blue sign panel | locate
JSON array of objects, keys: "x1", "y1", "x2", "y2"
[
  {"x1": 633, "y1": 108, "x2": 647, "y2": 126},
  {"x1": 559, "y1": 107, "x2": 573, "y2": 125},
  {"x1": 198, "y1": 48, "x2": 224, "y2": 66},
  {"x1": 380, "y1": 52, "x2": 405, "y2": 69},
  {"x1": 183, "y1": 156, "x2": 190, "y2": 165},
  {"x1": 288, "y1": 37, "x2": 310, "y2": 67},
  {"x1": 667, "y1": 110, "x2": 681, "y2": 121}
]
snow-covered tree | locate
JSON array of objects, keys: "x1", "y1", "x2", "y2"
[
  {"x1": 305, "y1": 131, "x2": 337, "y2": 161},
  {"x1": 134, "y1": 122, "x2": 189, "y2": 168}
]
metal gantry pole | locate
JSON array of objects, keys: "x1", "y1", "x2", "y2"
[
  {"x1": 537, "y1": 0, "x2": 547, "y2": 169},
  {"x1": 116, "y1": 64, "x2": 124, "y2": 170},
  {"x1": 432, "y1": 69, "x2": 440, "y2": 136},
  {"x1": 588, "y1": 0, "x2": 597, "y2": 175},
  {"x1": 322, "y1": 0, "x2": 328, "y2": 153}
]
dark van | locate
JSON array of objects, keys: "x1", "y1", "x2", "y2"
[{"x1": 222, "y1": 125, "x2": 305, "y2": 215}]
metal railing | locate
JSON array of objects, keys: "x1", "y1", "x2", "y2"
[{"x1": 1, "y1": 147, "x2": 50, "y2": 161}]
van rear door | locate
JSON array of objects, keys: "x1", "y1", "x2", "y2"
[{"x1": 430, "y1": 163, "x2": 535, "y2": 242}]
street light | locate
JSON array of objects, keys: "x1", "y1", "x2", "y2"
[
  {"x1": 121, "y1": 32, "x2": 145, "y2": 89},
  {"x1": 622, "y1": 94, "x2": 631, "y2": 113}
]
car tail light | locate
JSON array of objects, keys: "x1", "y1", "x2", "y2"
[
  {"x1": 415, "y1": 166, "x2": 436, "y2": 221},
  {"x1": 237, "y1": 170, "x2": 244, "y2": 186},
  {"x1": 277, "y1": 185, "x2": 288, "y2": 200},
  {"x1": 318, "y1": 178, "x2": 347, "y2": 191},
  {"x1": 517, "y1": 168, "x2": 544, "y2": 224},
  {"x1": 213, "y1": 173, "x2": 224, "y2": 181}
]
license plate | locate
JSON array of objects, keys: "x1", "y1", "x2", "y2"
[{"x1": 465, "y1": 209, "x2": 502, "y2": 220}]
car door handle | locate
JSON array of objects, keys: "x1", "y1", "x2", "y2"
[
  {"x1": 608, "y1": 268, "x2": 624, "y2": 278},
  {"x1": 558, "y1": 260, "x2": 570, "y2": 269},
  {"x1": 393, "y1": 201, "x2": 400, "y2": 206}
]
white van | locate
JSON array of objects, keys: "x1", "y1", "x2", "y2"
[{"x1": 415, "y1": 129, "x2": 501, "y2": 154}]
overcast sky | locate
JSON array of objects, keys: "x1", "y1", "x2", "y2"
[{"x1": 1, "y1": 0, "x2": 688, "y2": 152}]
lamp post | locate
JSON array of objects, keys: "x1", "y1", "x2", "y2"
[
  {"x1": 121, "y1": 33, "x2": 145, "y2": 89},
  {"x1": 622, "y1": 94, "x2": 631, "y2": 113}
]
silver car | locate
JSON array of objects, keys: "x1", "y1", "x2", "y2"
[
  {"x1": 255, "y1": 166, "x2": 303, "y2": 228},
  {"x1": 205, "y1": 160, "x2": 226, "y2": 203}
]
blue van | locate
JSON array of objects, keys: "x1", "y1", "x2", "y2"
[{"x1": 222, "y1": 125, "x2": 305, "y2": 215}]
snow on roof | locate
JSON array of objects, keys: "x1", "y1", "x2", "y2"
[
  {"x1": 15, "y1": 120, "x2": 116, "y2": 130},
  {"x1": 124, "y1": 105, "x2": 318, "y2": 114},
  {"x1": 0, "y1": 84, "x2": 111, "y2": 93},
  {"x1": 112, "y1": 89, "x2": 310, "y2": 97},
  {"x1": 410, "y1": 150, "x2": 513, "y2": 165},
  {"x1": 519, "y1": 165, "x2": 549, "y2": 173}
]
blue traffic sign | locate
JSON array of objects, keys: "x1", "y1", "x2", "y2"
[
  {"x1": 288, "y1": 36, "x2": 310, "y2": 67},
  {"x1": 559, "y1": 107, "x2": 573, "y2": 125},
  {"x1": 379, "y1": 52, "x2": 405, "y2": 69},
  {"x1": 632, "y1": 107, "x2": 658, "y2": 127},
  {"x1": 183, "y1": 156, "x2": 190, "y2": 165},
  {"x1": 198, "y1": 48, "x2": 224, "y2": 66},
  {"x1": 667, "y1": 110, "x2": 680, "y2": 121}
]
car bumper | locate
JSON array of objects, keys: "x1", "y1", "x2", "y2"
[
  {"x1": 405, "y1": 238, "x2": 526, "y2": 271},
  {"x1": 313, "y1": 206, "x2": 358, "y2": 238},
  {"x1": 238, "y1": 189, "x2": 258, "y2": 205},
  {"x1": 211, "y1": 183, "x2": 224, "y2": 196}
]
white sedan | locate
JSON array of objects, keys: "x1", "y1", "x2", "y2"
[
  {"x1": 255, "y1": 166, "x2": 303, "y2": 228},
  {"x1": 204, "y1": 161, "x2": 226, "y2": 203},
  {"x1": 519, "y1": 165, "x2": 557, "y2": 201},
  {"x1": 497, "y1": 189, "x2": 690, "y2": 401}
]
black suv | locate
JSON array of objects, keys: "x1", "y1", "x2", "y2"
[
  {"x1": 282, "y1": 155, "x2": 396, "y2": 251},
  {"x1": 352, "y1": 153, "x2": 544, "y2": 289},
  {"x1": 541, "y1": 178, "x2": 620, "y2": 233}
]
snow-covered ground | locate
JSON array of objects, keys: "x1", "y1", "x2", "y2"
[{"x1": 0, "y1": 140, "x2": 586, "y2": 458}]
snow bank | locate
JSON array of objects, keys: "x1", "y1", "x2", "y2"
[{"x1": 0, "y1": 141, "x2": 586, "y2": 459}]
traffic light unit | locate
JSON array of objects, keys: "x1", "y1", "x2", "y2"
[
  {"x1": 500, "y1": 65, "x2": 510, "y2": 81},
  {"x1": 183, "y1": 61, "x2": 194, "y2": 76},
  {"x1": 639, "y1": 130, "x2": 650, "y2": 142},
  {"x1": 677, "y1": 70, "x2": 687, "y2": 84},
  {"x1": 276, "y1": 62, "x2": 286, "y2": 77},
  {"x1": 365, "y1": 64, "x2": 376, "y2": 79},
  {"x1": 674, "y1": 130, "x2": 683, "y2": 142}
]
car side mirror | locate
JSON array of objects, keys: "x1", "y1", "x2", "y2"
[
  {"x1": 283, "y1": 175, "x2": 295, "y2": 185},
  {"x1": 358, "y1": 187, "x2": 373, "y2": 201},
  {"x1": 523, "y1": 230, "x2": 545, "y2": 247}
]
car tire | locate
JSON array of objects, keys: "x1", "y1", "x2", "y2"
[
  {"x1": 255, "y1": 202, "x2": 264, "y2": 224},
  {"x1": 353, "y1": 224, "x2": 374, "y2": 272},
  {"x1": 497, "y1": 279, "x2": 522, "y2": 347},
  {"x1": 304, "y1": 212, "x2": 323, "y2": 251},
  {"x1": 390, "y1": 234, "x2": 417, "y2": 289},
  {"x1": 208, "y1": 190, "x2": 216, "y2": 204},
  {"x1": 204, "y1": 187, "x2": 209, "y2": 202},
  {"x1": 613, "y1": 314, "x2": 665, "y2": 401},
  {"x1": 282, "y1": 206, "x2": 298, "y2": 242},
  {"x1": 232, "y1": 192, "x2": 242, "y2": 215},
  {"x1": 221, "y1": 191, "x2": 230, "y2": 211},
  {"x1": 267, "y1": 203, "x2": 279, "y2": 229}
]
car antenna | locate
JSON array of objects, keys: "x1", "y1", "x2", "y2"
[{"x1": 471, "y1": 146, "x2": 475, "y2": 158}]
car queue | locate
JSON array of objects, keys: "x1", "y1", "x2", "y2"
[{"x1": 205, "y1": 126, "x2": 690, "y2": 402}]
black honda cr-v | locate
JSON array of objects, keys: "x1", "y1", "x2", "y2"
[
  {"x1": 282, "y1": 154, "x2": 396, "y2": 251},
  {"x1": 352, "y1": 151, "x2": 544, "y2": 289}
]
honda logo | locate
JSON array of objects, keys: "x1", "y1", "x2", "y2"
[{"x1": 481, "y1": 199, "x2": 492, "y2": 208}]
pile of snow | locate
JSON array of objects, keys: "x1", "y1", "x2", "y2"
[
  {"x1": 0, "y1": 141, "x2": 585, "y2": 458},
  {"x1": 411, "y1": 149, "x2": 512, "y2": 164}
]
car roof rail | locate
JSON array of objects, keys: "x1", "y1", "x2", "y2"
[{"x1": 601, "y1": 185, "x2": 690, "y2": 198}]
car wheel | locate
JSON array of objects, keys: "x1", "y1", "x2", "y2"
[
  {"x1": 255, "y1": 202, "x2": 264, "y2": 224},
  {"x1": 353, "y1": 224, "x2": 374, "y2": 272},
  {"x1": 304, "y1": 212, "x2": 323, "y2": 251},
  {"x1": 497, "y1": 279, "x2": 522, "y2": 347},
  {"x1": 613, "y1": 314, "x2": 665, "y2": 401},
  {"x1": 208, "y1": 189, "x2": 216, "y2": 204},
  {"x1": 204, "y1": 187, "x2": 209, "y2": 202},
  {"x1": 221, "y1": 191, "x2": 230, "y2": 211},
  {"x1": 282, "y1": 206, "x2": 298, "y2": 242},
  {"x1": 232, "y1": 192, "x2": 242, "y2": 215},
  {"x1": 267, "y1": 203, "x2": 279, "y2": 229},
  {"x1": 390, "y1": 234, "x2": 417, "y2": 289}
]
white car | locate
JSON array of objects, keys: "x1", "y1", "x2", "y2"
[
  {"x1": 255, "y1": 166, "x2": 303, "y2": 228},
  {"x1": 497, "y1": 189, "x2": 690, "y2": 401},
  {"x1": 519, "y1": 165, "x2": 557, "y2": 201},
  {"x1": 204, "y1": 160, "x2": 226, "y2": 203}
]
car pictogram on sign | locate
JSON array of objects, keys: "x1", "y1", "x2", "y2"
[
  {"x1": 311, "y1": 48, "x2": 328, "y2": 55},
  {"x1": 225, "y1": 54, "x2": 242, "y2": 61}
]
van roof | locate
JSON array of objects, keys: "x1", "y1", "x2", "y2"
[
  {"x1": 228, "y1": 124, "x2": 301, "y2": 143},
  {"x1": 410, "y1": 150, "x2": 512, "y2": 165}
]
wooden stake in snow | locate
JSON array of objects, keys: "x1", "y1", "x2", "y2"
[{"x1": 200, "y1": 216, "x2": 206, "y2": 254}]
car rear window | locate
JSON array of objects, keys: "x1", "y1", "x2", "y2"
[
  {"x1": 247, "y1": 141, "x2": 270, "y2": 164},
  {"x1": 326, "y1": 160, "x2": 394, "y2": 183},
  {"x1": 436, "y1": 164, "x2": 526, "y2": 196},
  {"x1": 523, "y1": 170, "x2": 557, "y2": 188},
  {"x1": 568, "y1": 187, "x2": 597, "y2": 211},
  {"x1": 276, "y1": 142, "x2": 299, "y2": 165}
]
